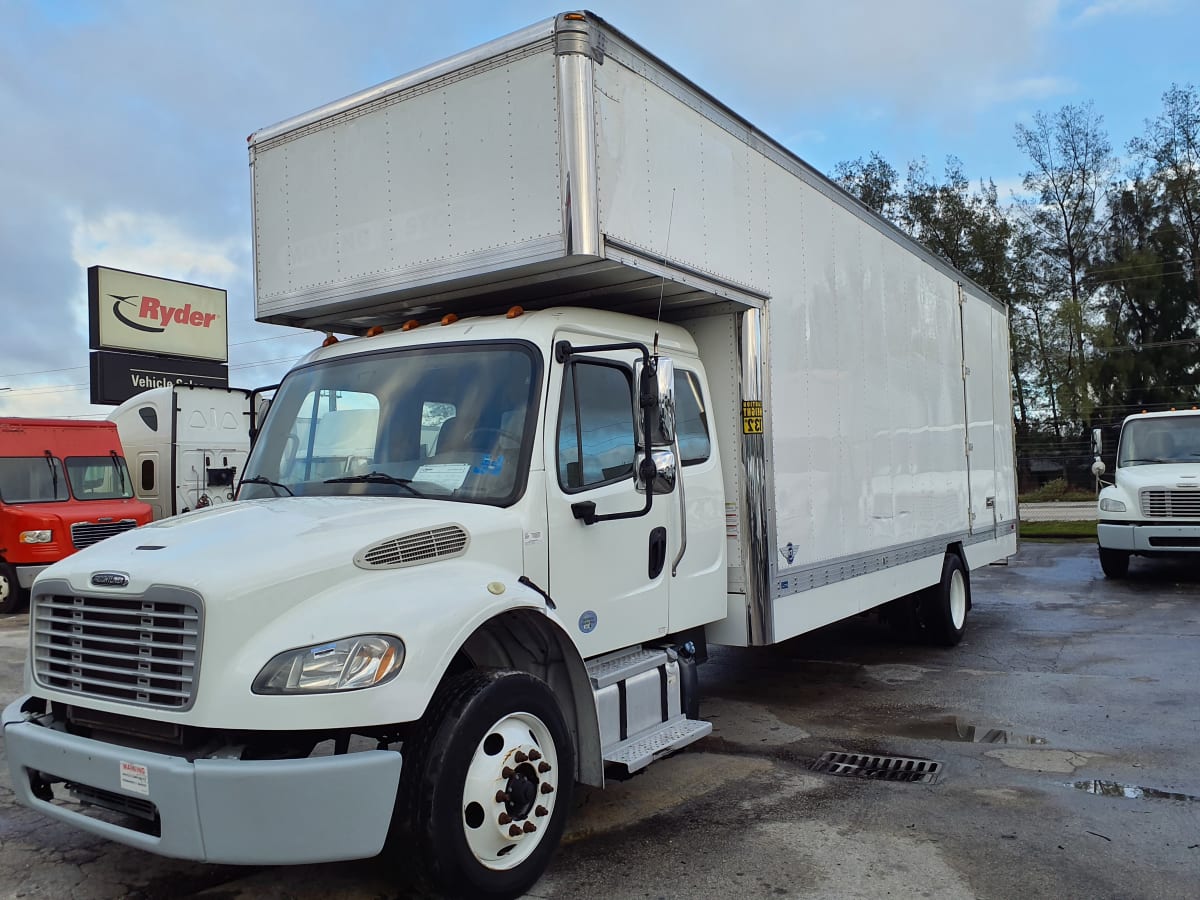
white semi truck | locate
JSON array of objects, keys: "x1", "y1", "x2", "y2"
[
  {"x1": 1094, "y1": 409, "x2": 1200, "y2": 577},
  {"x1": 3, "y1": 12, "x2": 1017, "y2": 898},
  {"x1": 106, "y1": 384, "x2": 253, "y2": 520}
]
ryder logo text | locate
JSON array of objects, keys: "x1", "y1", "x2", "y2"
[{"x1": 110, "y1": 293, "x2": 219, "y2": 334}]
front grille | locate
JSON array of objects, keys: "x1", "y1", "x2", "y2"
[
  {"x1": 71, "y1": 519, "x2": 138, "y2": 550},
  {"x1": 1140, "y1": 489, "x2": 1200, "y2": 519},
  {"x1": 356, "y1": 524, "x2": 469, "y2": 569},
  {"x1": 33, "y1": 594, "x2": 199, "y2": 708}
]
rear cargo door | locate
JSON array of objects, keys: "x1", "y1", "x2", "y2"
[
  {"x1": 960, "y1": 293, "x2": 998, "y2": 534},
  {"x1": 546, "y1": 341, "x2": 671, "y2": 656}
]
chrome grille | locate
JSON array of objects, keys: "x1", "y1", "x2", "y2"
[
  {"x1": 356, "y1": 525, "x2": 469, "y2": 569},
  {"x1": 70, "y1": 519, "x2": 138, "y2": 550},
  {"x1": 1139, "y1": 489, "x2": 1200, "y2": 519},
  {"x1": 33, "y1": 594, "x2": 200, "y2": 709}
]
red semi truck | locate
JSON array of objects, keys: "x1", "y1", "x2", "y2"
[{"x1": 0, "y1": 419, "x2": 153, "y2": 612}]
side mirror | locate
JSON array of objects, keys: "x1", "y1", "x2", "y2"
[
  {"x1": 637, "y1": 448, "x2": 677, "y2": 494},
  {"x1": 637, "y1": 357, "x2": 675, "y2": 447},
  {"x1": 1091, "y1": 427, "x2": 1103, "y2": 457}
]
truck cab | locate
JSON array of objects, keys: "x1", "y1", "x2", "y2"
[
  {"x1": 0, "y1": 419, "x2": 154, "y2": 612},
  {"x1": 1095, "y1": 409, "x2": 1200, "y2": 577}
]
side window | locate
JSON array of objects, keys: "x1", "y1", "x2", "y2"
[
  {"x1": 141, "y1": 459, "x2": 155, "y2": 492},
  {"x1": 558, "y1": 362, "x2": 636, "y2": 491},
  {"x1": 675, "y1": 370, "x2": 711, "y2": 466}
]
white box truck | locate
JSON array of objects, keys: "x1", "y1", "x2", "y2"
[
  {"x1": 106, "y1": 384, "x2": 253, "y2": 520},
  {"x1": 1094, "y1": 409, "x2": 1200, "y2": 577},
  {"x1": 4, "y1": 12, "x2": 1016, "y2": 898}
]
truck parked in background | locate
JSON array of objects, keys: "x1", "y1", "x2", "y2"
[
  {"x1": 3, "y1": 13, "x2": 1017, "y2": 898},
  {"x1": 0, "y1": 419, "x2": 152, "y2": 612},
  {"x1": 1094, "y1": 409, "x2": 1200, "y2": 577},
  {"x1": 107, "y1": 384, "x2": 252, "y2": 520}
]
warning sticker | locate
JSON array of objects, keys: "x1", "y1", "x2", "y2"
[
  {"x1": 120, "y1": 761, "x2": 149, "y2": 796},
  {"x1": 742, "y1": 400, "x2": 763, "y2": 435}
]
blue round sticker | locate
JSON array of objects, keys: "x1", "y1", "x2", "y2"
[{"x1": 578, "y1": 610, "x2": 598, "y2": 634}]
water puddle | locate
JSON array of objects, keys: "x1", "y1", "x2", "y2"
[
  {"x1": 1070, "y1": 780, "x2": 1199, "y2": 803},
  {"x1": 895, "y1": 717, "x2": 1047, "y2": 745}
]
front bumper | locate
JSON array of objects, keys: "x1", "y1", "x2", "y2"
[
  {"x1": 1097, "y1": 521, "x2": 1200, "y2": 553},
  {"x1": 2, "y1": 696, "x2": 403, "y2": 864}
]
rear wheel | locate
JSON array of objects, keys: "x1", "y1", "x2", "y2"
[
  {"x1": 1099, "y1": 547, "x2": 1130, "y2": 579},
  {"x1": 916, "y1": 553, "x2": 970, "y2": 646},
  {"x1": 394, "y1": 669, "x2": 574, "y2": 899},
  {"x1": 0, "y1": 563, "x2": 21, "y2": 614}
]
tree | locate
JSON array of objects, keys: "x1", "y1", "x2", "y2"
[
  {"x1": 1014, "y1": 102, "x2": 1115, "y2": 434},
  {"x1": 1129, "y1": 84, "x2": 1200, "y2": 308},
  {"x1": 833, "y1": 152, "x2": 901, "y2": 220}
]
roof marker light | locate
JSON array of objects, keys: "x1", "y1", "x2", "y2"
[
  {"x1": 506, "y1": 305, "x2": 525, "y2": 319},
  {"x1": 366, "y1": 326, "x2": 385, "y2": 337},
  {"x1": 322, "y1": 333, "x2": 339, "y2": 347},
  {"x1": 441, "y1": 313, "x2": 459, "y2": 326},
  {"x1": 401, "y1": 319, "x2": 420, "y2": 332}
]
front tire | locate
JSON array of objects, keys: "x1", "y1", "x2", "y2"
[
  {"x1": 1099, "y1": 547, "x2": 1130, "y2": 579},
  {"x1": 395, "y1": 669, "x2": 575, "y2": 899},
  {"x1": 0, "y1": 563, "x2": 22, "y2": 614},
  {"x1": 917, "y1": 553, "x2": 970, "y2": 646}
]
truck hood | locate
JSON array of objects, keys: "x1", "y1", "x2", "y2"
[
  {"x1": 1111, "y1": 464, "x2": 1200, "y2": 493},
  {"x1": 37, "y1": 496, "x2": 524, "y2": 601}
]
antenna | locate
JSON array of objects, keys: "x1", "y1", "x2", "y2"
[{"x1": 653, "y1": 188, "x2": 677, "y2": 358}]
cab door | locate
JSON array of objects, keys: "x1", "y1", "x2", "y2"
[{"x1": 545, "y1": 341, "x2": 671, "y2": 657}]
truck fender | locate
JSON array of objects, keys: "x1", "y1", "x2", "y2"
[{"x1": 439, "y1": 597, "x2": 603, "y2": 788}]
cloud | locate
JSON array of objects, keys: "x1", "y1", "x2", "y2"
[{"x1": 1074, "y1": 0, "x2": 1171, "y2": 24}]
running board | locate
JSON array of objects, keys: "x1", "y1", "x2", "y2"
[
  {"x1": 605, "y1": 716, "x2": 712, "y2": 772},
  {"x1": 586, "y1": 646, "x2": 712, "y2": 773}
]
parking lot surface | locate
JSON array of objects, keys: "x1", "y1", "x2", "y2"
[{"x1": 0, "y1": 541, "x2": 1196, "y2": 899}]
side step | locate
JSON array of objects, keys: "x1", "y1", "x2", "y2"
[
  {"x1": 586, "y1": 646, "x2": 712, "y2": 774},
  {"x1": 605, "y1": 717, "x2": 712, "y2": 773}
]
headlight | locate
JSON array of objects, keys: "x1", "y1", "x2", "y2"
[
  {"x1": 1099, "y1": 498, "x2": 1126, "y2": 512},
  {"x1": 252, "y1": 635, "x2": 405, "y2": 694},
  {"x1": 19, "y1": 530, "x2": 53, "y2": 544}
]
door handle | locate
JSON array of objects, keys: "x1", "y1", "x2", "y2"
[{"x1": 648, "y1": 526, "x2": 667, "y2": 579}]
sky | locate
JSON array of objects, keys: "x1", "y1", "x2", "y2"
[{"x1": 1, "y1": 0, "x2": 1197, "y2": 418}]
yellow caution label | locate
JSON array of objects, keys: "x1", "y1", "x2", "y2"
[{"x1": 742, "y1": 400, "x2": 763, "y2": 435}]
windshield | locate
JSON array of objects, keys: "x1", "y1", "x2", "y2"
[
  {"x1": 64, "y1": 455, "x2": 136, "y2": 500},
  {"x1": 0, "y1": 456, "x2": 68, "y2": 504},
  {"x1": 1117, "y1": 416, "x2": 1200, "y2": 466},
  {"x1": 239, "y1": 342, "x2": 541, "y2": 505}
]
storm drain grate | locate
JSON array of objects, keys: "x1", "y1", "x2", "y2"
[{"x1": 811, "y1": 751, "x2": 942, "y2": 784}]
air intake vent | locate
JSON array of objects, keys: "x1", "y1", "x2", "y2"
[{"x1": 355, "y1": 525, "x2": 469, "y2": 570}]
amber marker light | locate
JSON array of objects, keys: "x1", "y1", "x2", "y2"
[
  {"x1": 366, "y1": 326, "x2": 385, "y2": 337},
  {"x1": 401, "y1": 319, "x2": 420, "y2": 331},
  {"x1": 441, "y1": 313, "x2": 459, "y2": 326},
  {"x1": 375, "y1": 645, "x2": 397, "y2": 683},
  {"x1": 563, "y1": 12, "x2": 586, "y2": 20},
  {"x1": 321, "y1": 333, "x2": 339, "y2": 347},
  {"x1": 506, "y1": 305, "x2": 525, "y2": 319}
]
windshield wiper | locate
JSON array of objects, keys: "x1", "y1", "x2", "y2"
[
  {"x1": 43, "y1": 450, "x2": 61, "y2": 499},
  {"x1": 110, "y1": 450, "x2": 127, "y2": 493},
  {"x1": 324, "y1": 472, "x2": 422, "y2": 496},
  {"x1": 1123, "y1": 457, "x2": 1169, "y2": 464},
  {"x1": 242, "y1": 475, "x2": 295, "y2": 497}
]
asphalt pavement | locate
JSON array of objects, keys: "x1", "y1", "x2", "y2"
[{"x1": 0, "y1": 540, "x2": 1196, "y2": 899}]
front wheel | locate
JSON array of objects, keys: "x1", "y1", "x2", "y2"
[
  {"x1": 395, "y1": 669, "x2": 575, "y2": 899},
  {"x1": 917, "y1": 553, "x2": 970, "y2": 646},
  {"x1": 1099, "y1": 547, "x2": 1130, "y2": 579},
  {"x1": 0, "y1": 563, "x2": 22, "y2": 614}
]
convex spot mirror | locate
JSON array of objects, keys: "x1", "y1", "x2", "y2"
[
  {"x1": 636, "y1": 356, "x2": 675, "y2": 447},
  {"x1": 636, "y1": 448, "x2": 677, "y2": 494}
]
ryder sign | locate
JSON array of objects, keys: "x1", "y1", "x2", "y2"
[{"x1": 89, "y1": 266, "x2": 228, "y2": 362}]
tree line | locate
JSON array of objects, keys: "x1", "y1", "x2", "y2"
[{"x1": 833, "y1": 84, "x2": 1200, "y2": 446}]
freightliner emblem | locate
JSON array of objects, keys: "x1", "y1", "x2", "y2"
[{"x1": 91, "y1": 572, "x2": 129, "y2": 587}]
